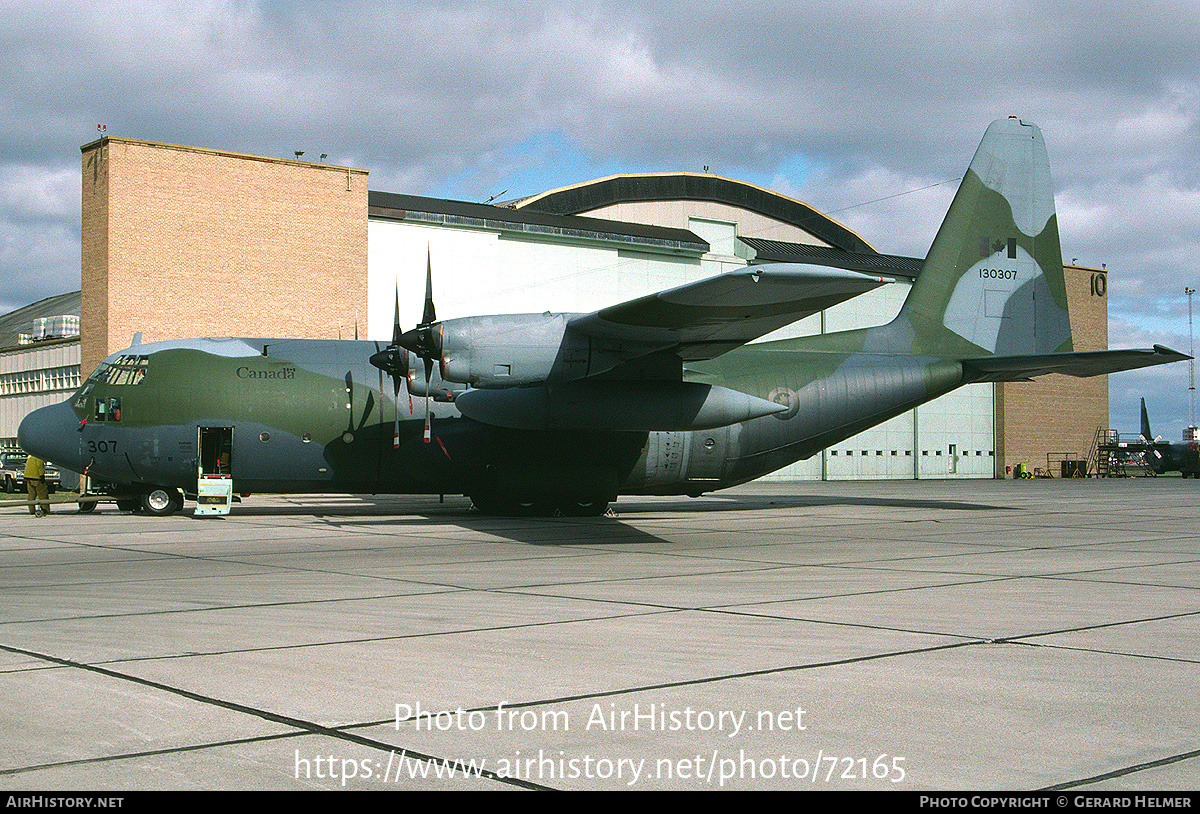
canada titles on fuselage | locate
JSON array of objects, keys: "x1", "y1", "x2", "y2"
[{"x1": 236, "y1": 366, "x2": 297, "y2": 380}]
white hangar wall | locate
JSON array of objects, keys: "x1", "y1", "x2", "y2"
[{"x1": 366, "y1": 222, "x2": 728, "y2": 337}]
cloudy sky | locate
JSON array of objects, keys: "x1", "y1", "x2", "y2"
[{"x1": 3, "y1": 0, "x2": 1198, "y2": 432}]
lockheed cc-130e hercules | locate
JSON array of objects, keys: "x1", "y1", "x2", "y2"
[{"x1": 18, "y1": 118, "x2": 1189, "y2": 516}]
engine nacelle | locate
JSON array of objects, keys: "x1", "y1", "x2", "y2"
[
  {"x1": 437, "y1": 313, "x2": 597, "y2": 388},
  {"x1": 404, "y1": 353, "x2": 466, "y2": 402}
]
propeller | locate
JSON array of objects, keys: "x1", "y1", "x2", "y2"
[
  {"x1": 396, "y1": 249, "x2": 442, "y2": 363},
  {"x1": 402, "y1": 249, "x2": 440, "y2": 443},
  {"x1": 369, "y1": 247, "x2": 441, "y2": 444},
  {"x1": 368, "y1": 283, "x2": 411, "y2": 447}
]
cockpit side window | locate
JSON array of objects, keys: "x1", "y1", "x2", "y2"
[
  {"x1": 92, "y1": 396, "x2": 122, "y2": 421},
  {"x1": 74, "y1": 382, "x2": 94, "y2": 409}
]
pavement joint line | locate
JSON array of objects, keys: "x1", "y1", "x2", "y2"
[
  {"x1": 422, "y1": 639, "x2": 984, "y2": 715},
  {"x1": 100, "y1": 609, "x2": 680, "y2": 663},
  {"x1": 1007, "y1": 639, "x2": 1200, "y2": 666},
  {"x1": 0, "y1": 642, "x2": 552, "y2": 790},
  {"x1": 0, "y1": 731, "x2": 307, "y2": 778},
  {"x1": 1040, "y1": 747, "x2": 1200, "y2": 790},
  {"x1": 993, "y1": 606, "x2": 1200, "y2": 643}
]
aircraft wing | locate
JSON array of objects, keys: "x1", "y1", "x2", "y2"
[
  {"x1": 961, "y1": 345, "x2": 1191, "y2": 382},
  {"x1": 568, "y1": 264, "x2": 888, "y2": 361}
]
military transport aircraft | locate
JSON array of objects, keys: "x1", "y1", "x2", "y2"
[
  {"x1": 18, "y1": 118, "x2": 1189, "y2": 516},
  {"x1": 1139, "y1": 398, "x2": 1200, "y2": 477}
]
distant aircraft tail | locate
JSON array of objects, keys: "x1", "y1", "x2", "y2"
[
  {"x1": 1141, "y1": 397, "x2": 1154, "y2": 440},
  {"x1": 896, "y1": 117, "x2": 1072, "y2": 359}
]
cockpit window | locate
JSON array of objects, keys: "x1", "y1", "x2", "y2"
[
  {"x1": 93, "y1": 396, "x2": 122, "y2": 422},
  {"x1": 99, "y1": 355, "x2": 149, "y2": 386},
  {"x1": 73, "y1": 382, "x2": 94, "y2": 409}
]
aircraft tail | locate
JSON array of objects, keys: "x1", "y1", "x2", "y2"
[{"x1": 895, "y1": 117, "x2": 1073, "y2": 359}]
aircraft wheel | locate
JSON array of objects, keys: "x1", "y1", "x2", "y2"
[
  {"x1": 469, "y1": 493, "x2": 506, "y2": 515},
  {"x1": 511, "y1": 498, "x2": 556, "y2": 517},
  {"x1": 470, "y1": 494, "x2": 555, "y2": 516},
  {"x1": 139, "y1": 487, "x2": 182, "y2": 517},
  {"x1": 558, "y1": 499, "x2": 609, "y2": 517}
]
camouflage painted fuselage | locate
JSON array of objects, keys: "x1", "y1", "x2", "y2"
[{"x1": 36, "y1": 322, "x2": 966, "y2": 502}]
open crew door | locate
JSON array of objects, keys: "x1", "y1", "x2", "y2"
[{"x1": 197, "y1": 426, "x2": 233, "y2": 515}]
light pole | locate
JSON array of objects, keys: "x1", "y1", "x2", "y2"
[{"x1": 1188, "y1": 287, "x2": 1196, "y2": 440}]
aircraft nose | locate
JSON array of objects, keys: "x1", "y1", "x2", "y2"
[{"x1": 18, "y1": 400, "x2": 80, "y2": 471}]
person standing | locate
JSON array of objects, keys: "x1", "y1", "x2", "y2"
[{"x1": 24, "y1": 455, "x2": 50, "y2": 517}]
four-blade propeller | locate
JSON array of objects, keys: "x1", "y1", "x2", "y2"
[{"x1": 369, "y1": 247, "x2": 440, "y2": 443}]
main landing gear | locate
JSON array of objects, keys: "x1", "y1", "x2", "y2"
[{"x1": 469, "y1": 493, "x2": 610, "y2": 517}]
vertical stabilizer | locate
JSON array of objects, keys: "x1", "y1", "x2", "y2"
[
  {"x1": 899, "y1": 118, "x2": 1072, "y2": 358},
  {"x1": 1141, "y1": 397, "x2": 1153, "y2": 440}
]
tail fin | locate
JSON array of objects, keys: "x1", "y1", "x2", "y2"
[
  {"x1": 898, "y1": 117, "x2": 1072, "y2": 358},
  {"x1": 1141, "y1": 397, "x2": 1153, "y2": 440}
]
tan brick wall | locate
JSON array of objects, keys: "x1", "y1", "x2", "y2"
[
  {"x1": 996, "y1": 265, "x2": 1109, "y2": 477},
  {"x1": 80, "y1": 138, "x2": 368, "y2": 375},
  {"x1": 81, "y1": 144, "x2": 110, "y2": 380}
]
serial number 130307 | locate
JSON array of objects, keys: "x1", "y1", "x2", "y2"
[{"x1": 979, "y1": 268, "x2": 1018, "y2": 279}]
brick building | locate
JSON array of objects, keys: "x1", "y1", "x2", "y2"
[{"x1": 81, "y1": 138, "x2": 368, "y2": 377}]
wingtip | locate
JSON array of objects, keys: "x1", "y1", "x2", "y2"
[{"x1": 1152, "y1": 344, "x2": 1193, "y2": 362}]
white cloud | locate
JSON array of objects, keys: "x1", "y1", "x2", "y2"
[{"x1": 0, "y1": 165, "x2": 79, "y2": 221}]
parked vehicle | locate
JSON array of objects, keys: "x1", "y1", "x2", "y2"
[{"x1": 1, "y1": 450, "x2": 61, "y2": 494}]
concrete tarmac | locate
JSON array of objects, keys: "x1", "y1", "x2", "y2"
[{"x1": 1, "y1": 478, "x2": 1198, "y2": 791}]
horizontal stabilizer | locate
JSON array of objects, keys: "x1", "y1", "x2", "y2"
[
  {"x1": 570, "y1": 264, "x2": 887, "y2": 361},
  {"x1": 962, "y1": 345, "x2": 1190, "y2": 382}
]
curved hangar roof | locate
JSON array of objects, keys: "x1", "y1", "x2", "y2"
[{"x1": 513, "y1": 172, "x2": 877, "y2": 256}]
